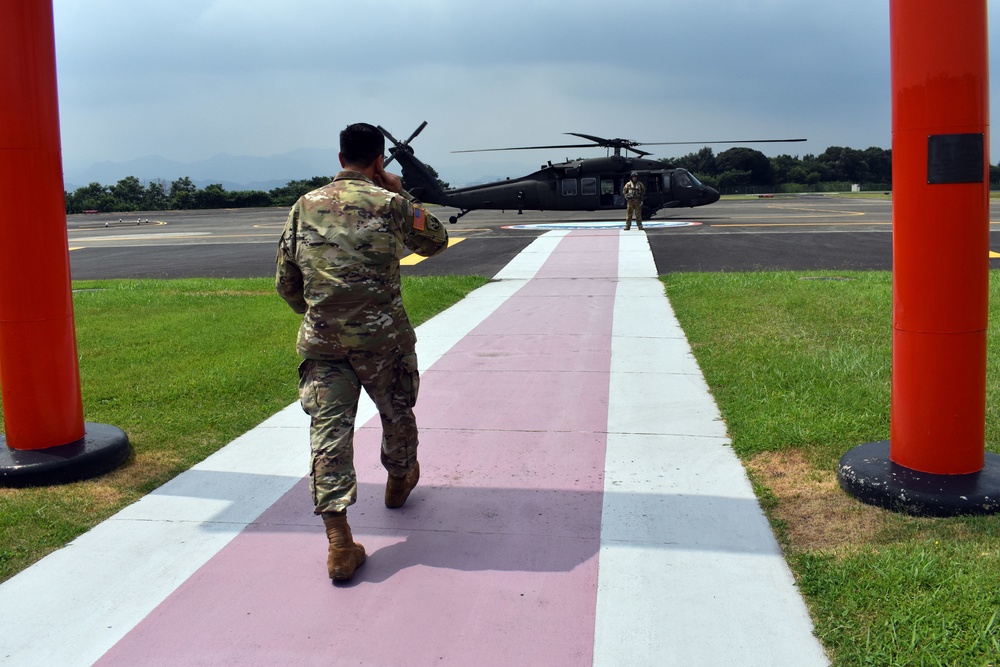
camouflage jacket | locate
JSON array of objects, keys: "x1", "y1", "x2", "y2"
[
  {"x1": 275, "y1": 170, "x2": 448, "y2": 359},
  {"x1": 623, "y1": 180, "x2": 646, "y2": 201}
]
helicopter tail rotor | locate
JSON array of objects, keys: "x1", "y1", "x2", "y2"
[{"x1": 379, "y1": 121, "x2": 428, "y2": 166}]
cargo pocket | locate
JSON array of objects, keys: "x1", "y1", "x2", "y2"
[
  {"x1": 298, "y1": 359, "x2": 317, "y2": 415},
  {"x1": 396, "y1": 352, "x2": 420, "y2": 408}
]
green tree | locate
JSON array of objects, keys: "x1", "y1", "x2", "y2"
[
  {"x1": 170, "y1": 177, "x2": 197, "y2": 209},
  {"x1": 862, "y1": 147, "x2": 892, "y2": 184},
  {"x1": 717, "y1": 169, "x2": 753, "y2": 189},
  {"x1": 111, "y1": 176, "x2": 145, "y2": 210},
  {"x1": 193, "y1": 183, "x2": 229, "y2": 209},
  {"x1": 666, "y1": 147, "x2": 718, "y2": 180},
  {"x1": 816, "y1": 146, "x2": 868, "y2": 182},
  {"x1": 716, "y1": 147, "x2": 774, "y2": 186},
  {"x1": 66, "y1": 182, "x2": 114, "y2": 213},
  {"x1": 770, "y1": 154, "x2": 799, "y2": 184},
  {"x1": 229, "y1": 190, "x2": 273, "y2": 208},
  {"x1": 143, "y1": 179, "x2": 169, "y2": 211},
  {"x1": 268, "y1": 176, "x2": 332, "y2": 207}
]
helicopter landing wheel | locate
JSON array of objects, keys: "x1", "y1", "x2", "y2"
[{"x1": 448, "y1": 209, "x2": 473, "y2": 225}]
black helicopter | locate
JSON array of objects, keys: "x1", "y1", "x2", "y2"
[{"x1": 379, "y1": 122, "x2": 805, "y2": 223}]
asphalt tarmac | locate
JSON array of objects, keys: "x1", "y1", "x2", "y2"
[{"x1": 65, "y1": 195, "x2": 997, "y2": 280}]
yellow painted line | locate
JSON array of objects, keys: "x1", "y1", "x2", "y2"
[
  {"x1": 990, "y1": 251, "x2": 1000, "y2": 258},
  {"x1": 401, "y1": 237, "x2": 464, "y2": 265},
  {"x1": 69, "y1": 247, "x2": 85, "y2": 251}
]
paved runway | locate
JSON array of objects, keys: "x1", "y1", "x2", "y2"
[
  {"x1": 2, "y1": 229, "x2": 829, "y2": 666},
  {"x1": 65, "y1": 196, "x2": 933, "y2": 280}
]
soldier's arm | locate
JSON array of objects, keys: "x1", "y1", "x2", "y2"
[
  {"x1": 395, "y1": 190, "x2": 448, "y2": 258},
  {"x1": 275, "y1": 203, "x2": 307, "y2": 314}
]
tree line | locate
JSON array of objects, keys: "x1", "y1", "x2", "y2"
[
  {"x1": 65, "y1": 146, "x2": 1000, "y2": 213},
  {"x1": 65, "y1": 175, "x2": 334, "y2": 214},
  {"x1": 664, "y1": 145, "x2": 894, "y2": 193},
  {"x1": 64, "y1": 163, "x2": 453, "y2": 214},
  {"x1": 666, "y1": 145, "x2": 1000, "y2": 193}
]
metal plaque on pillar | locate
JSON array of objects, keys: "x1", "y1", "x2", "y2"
[{"x1": 927, "y1": 133, "x2": 984, "y2": 184}]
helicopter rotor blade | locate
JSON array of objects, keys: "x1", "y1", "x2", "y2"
[
  {"x1": 450, "y1": 133, "x2": 808, "y2": 158},
  {"x1": 378, "y1": 125, "x2": 400, "y2": 146},
  {"x1": 403, "y1": 121, "x2": 428, "y2": 146},
  {"x1": 565, "y1": 132, "x2": 613, "y2": 144},
  {"x1": 637, "y1": 139, "x2": 808, "y2": 145},
  {"x1": 378, "y1": 121, "x2": 428, "y2": 167},
  {"x1": 452, "y1": 143, "x2": 599, "y2": 154},
  {"x1": 377, "y1": 125, "x2": 401, "y2": 166}
]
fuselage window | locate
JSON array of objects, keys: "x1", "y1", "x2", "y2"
[
  {"x1": 580, "y1": 177, "x2": 597, "y2": 196},
  {"x1": 562, "y1": 179, "x2": 578, "y2": 196}
]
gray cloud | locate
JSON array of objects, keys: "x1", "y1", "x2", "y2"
[{"x1": 49, "y1": 0, "x2": 996, "y2": 181}]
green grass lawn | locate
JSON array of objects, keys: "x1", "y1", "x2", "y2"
[
  {"x1": 664, "y1": 270, "x2": 1000, "y2": 667},
  {"x1": 0, "y1": 275, "x2": 488, "y2": 583}
]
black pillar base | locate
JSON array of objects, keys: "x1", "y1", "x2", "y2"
[
  {"x1": 838, "y1": 440, "x2": 1000, "y2": 517},
  {"x1": 0, "y1": 422, "x2": 130, "y2": 488}
]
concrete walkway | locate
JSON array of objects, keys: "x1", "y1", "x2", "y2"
[{"x1": 0, "y1": 229, "x2": 828, "y2": 666}]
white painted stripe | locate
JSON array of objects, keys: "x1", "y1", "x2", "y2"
[
  {"x1": 592, "y1": 231, "x2": 829, "y2": 666},
  {"x1": 71, "y1": 232, "x2": 212, "y2": 241},
  {"x1": 0, "y1": 233, "x2": 564, "y2": 666}
]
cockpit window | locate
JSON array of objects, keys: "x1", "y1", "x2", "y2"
[{"x1": 675, "y1": 172, "x2": 693, "y2": 188}]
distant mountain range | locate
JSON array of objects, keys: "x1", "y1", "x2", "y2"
[{"x1": 62, "y1": 149, "x2": 538, "y2": 193}]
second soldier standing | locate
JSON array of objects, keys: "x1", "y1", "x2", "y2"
[
  {"x1": 275, "y1": 122, "x2": 449, "y2": 582},
  {"x1": 623, "y1": 171, "x2": 646, "y2": 230}
]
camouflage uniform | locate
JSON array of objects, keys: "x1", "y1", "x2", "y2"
[
  {"x1": 276, "y1": 170, "x2": 448, "y2": 514},
  {"x1": 623, "y1": 177, "x2": 647, "y2": 229}
]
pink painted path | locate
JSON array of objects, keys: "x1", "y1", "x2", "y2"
[{"x1": 95, "y1": 231, "x2": 620, "y2": 666}]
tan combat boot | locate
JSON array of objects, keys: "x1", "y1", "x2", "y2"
[
  {"x1": 385, "y1": 461, "x2": 420, "y2": 509},
  {"x1": 322, "y1": 511, "x2": 366, "y2": 581}
]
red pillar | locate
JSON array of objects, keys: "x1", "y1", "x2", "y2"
[
  {"x1": 0, "y1": 0, "x2": 86, "y2": 450},
  {"x1": 890, "y1": 0, "x2": 990, "y2": 474},
  {"x1": 840, "y1": 0, "x2": 999, "y2": 516}
]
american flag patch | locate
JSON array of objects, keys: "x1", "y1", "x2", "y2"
[{"x1": 413, "y1": 207, "x2": 426, "y2": 231}]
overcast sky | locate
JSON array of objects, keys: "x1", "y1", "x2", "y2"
[{"x1": 50, "y1": 1, "x2": 1000, "y2": 179}]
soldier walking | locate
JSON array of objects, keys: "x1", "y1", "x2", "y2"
[
  {"x1": 623, "y1": 171, "x2": 646, "y2": 230},
  {"x1": 276, "y1": 122, "x2": 449, "y2": 582}
]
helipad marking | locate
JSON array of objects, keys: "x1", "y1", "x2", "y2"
[
  {"x1": 502, "y1": 220, "x2": 701, "y2": 230},
  {"x1": 401, "y1": 236, "x2": 465, "y2": 265}
]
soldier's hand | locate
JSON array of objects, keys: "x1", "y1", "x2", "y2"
[{"x1": 374, "y1": 165, "x2": 403, "y2": 193}]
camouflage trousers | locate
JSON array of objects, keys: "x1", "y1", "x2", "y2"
[
  {"x1": 298, "y1": 350, "x2": 420, "y2": 514},
  {"x1": 625, "y1": 200, "x2": 643, "y2": 226}
]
